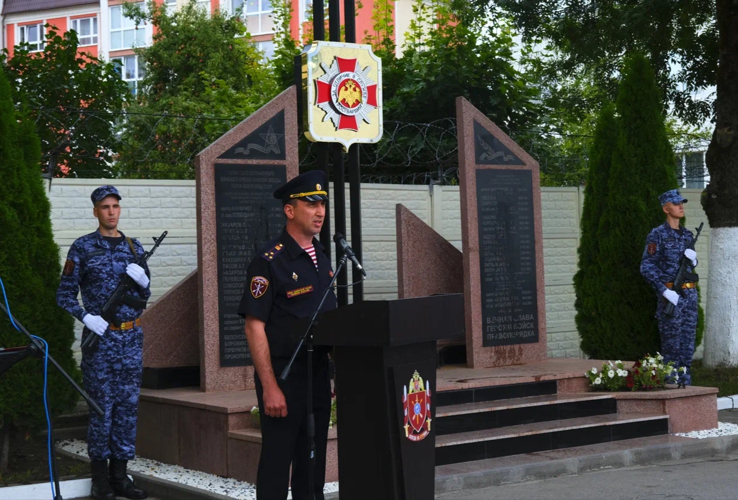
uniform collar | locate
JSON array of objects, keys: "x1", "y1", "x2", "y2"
[
  {"x1": 663, "y1": 222, "x2": 684, "y2": 233},
  {"x1": 94, "y1": 229, "x2": 126, "y2": 249},
  {"x1": 280, "y1": 228, "x2": 325, "y2": 260}
]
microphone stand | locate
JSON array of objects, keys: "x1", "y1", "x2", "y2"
[
  {"x1": 280, "y1": 253, "x2": 347, "y2": 500},
  {"x1": 1, "y1": 301, "x2": 104, "y2": 500}
]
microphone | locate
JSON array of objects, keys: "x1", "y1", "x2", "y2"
[{"x1": 333, "y1": 233, "x2": 367, "y2": 277}]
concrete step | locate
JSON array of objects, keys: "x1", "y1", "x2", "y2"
[
  {"x1": 436, "y1": 413, "x2": 669, "y2": 466},
  {"x1": 436, "y1": 393, "x2": 617, "y2": 435},
  {"x1": 437, "y1": 393, "x2": 615, "y2": 418},
  {"x1": 437, "y1": 380, "x2": 557, "y2": 407}
]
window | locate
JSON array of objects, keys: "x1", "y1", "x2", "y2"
[
  {"x1": 112, "y1": 55, "x2": 146, "y2": 95},
  {"x1": 19, "y1": 24, "x2": 45, "y2": 52},
  {"x1": 233, "y1": 0, "x2": 274, "y2": 35},
  {"x1": 300, "y1": 0, "x2": 313, "y2": 23},
  {"x1": 256, "y1": 40, "x2": 275, "y2": 60},
  {"x1": 197, "y1": 0, "x2": 211, "y2": 13},
  {"x1": 110, "y1": 4, "x2": 148, "y2": 50},
  {"x1": 71, "y1": 17, "x2": 98, "y2": 46}
]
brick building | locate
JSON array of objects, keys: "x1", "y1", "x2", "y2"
[{"x1": 1, "y1": 0, "x2": 417, "y2": 94}]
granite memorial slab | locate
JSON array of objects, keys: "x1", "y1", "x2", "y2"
[
  {"x1": 456, "y1": 97, "x2": 547, "y2": 368},
  {"x1": 195, "y1": 86, "x2": 300, "y2": 391}
]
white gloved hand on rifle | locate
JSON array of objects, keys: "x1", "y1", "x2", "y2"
[
  {"x1": 83, "y1": 314, "x2": 109, "y2": 336},
  {"x1": 126, "y1": 263, "x2": 149, "y2": 288},
  {"x1": 662, "y1": 289, "x2": 679, "y2": 306},
  {"x1": 684, "y1": 249, "x2": 697, "y2": 267}
]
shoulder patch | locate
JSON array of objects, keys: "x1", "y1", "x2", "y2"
[
  {"x1": 647, "y1": 243, "x2": 657, "y2": 256},
  {"x1": 261, "y1": 243, "x2": 285, "y2": 262},
  {"x1": 251, "y1": 276, "x2": 269, "y2": 298},
  {"x1": 63, "y1": 259, "x2": 75, "y2": 276}
]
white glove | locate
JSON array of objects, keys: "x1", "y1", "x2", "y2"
[
  {"x1": 662, "y1": 289, "x2": 679, "y2": 306},
  {"x1": 126, "y1": 263, "x2": 150, "y2": 288},
  {"x1": 684, "y1": 249, "x2": 697, "y2": 266},
  {"x1": 83, "y1": 314, "x2": 109, "y2": 336}
]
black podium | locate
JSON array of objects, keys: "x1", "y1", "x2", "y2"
[{"x1": 311, "y1": 293, "x2": 464, "y2": 500}]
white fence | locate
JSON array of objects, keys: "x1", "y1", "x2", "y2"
[{"x1": 48, "y1": 179, "x2": 711, "y2": 361}]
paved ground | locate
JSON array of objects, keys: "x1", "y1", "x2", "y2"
[{"x1": 436, "y1": 453, "x2": 738, "y2": 499}]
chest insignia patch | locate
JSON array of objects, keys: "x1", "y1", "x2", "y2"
[
  {"x1": 287, "y1": 285, "x2": 314, "y2": 298},
  {"x1": 251, "y1": 276, "x2": 269, "y2": 298},
  {"x1": 63, "y1": 259, "x2": 75, "y2": 276},
  {"x1": 292, "y1": 272, "x2": 298, "y2": 281},
  {"x1": 647, "y1": 243, "x2": 657, "y2": 256}
]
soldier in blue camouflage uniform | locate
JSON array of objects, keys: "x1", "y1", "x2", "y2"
[
  {"x1": 57, "y1": 186, "x2": 149, "y2": 500},
  {"x1": 640, "y1": 189, "x2": 699, "y2": 387}
]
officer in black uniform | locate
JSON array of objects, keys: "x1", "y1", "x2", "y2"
[{"x1": 238, "y1": 170, "x2": 336, "y2": 500}]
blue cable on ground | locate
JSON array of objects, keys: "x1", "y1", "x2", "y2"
[{"x1": 0, "y1": 276, "x2": 57, "y2": 499}]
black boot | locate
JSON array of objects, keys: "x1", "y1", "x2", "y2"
[
  {"x1": 90, "y1": 460, "x2": 115, "y2": 500},
  {"x1": 109, "y1": 458, "x2": 147, "y2": 499}
]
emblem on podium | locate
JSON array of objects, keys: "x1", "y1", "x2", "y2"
[
  {"x1": 403, "y1": 370, "x2": 432, "y2": 442},
  {"x1": 302, "y1": 41, "x2": 383, "y2": 151}
]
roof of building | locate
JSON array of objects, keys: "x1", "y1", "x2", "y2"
[{"x1": 3, "y1": 0, "x2": 98, "y2": 16}]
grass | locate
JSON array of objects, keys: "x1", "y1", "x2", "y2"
[{"x1": 691, "y1": 359, "x2": 738, "y2": 397}]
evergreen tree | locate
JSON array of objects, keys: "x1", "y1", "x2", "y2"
[
  {"x1": 574, "y1": 104, "x2": 618, "y2": 356},
  {"x1": 582, "y1": 53, "x2": 678, "y2": 359},
  {"x1": 0, "y1": 70, "x2": 78, "y2": 472}
]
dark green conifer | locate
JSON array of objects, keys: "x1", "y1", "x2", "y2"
[
  {"x1": 575, "y1": 104, "x2": 618, "y2": 356},
  {"x1": 0, "y1": 70, "x2": 77, "y2": 471},
  {"x1": 582, "y1": 52, "x2": 678, "y2": 359}
]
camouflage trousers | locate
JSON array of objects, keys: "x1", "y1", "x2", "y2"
[
  {"x1": 656, "y1": 288, "x2": 698, "y2": 385},
  {"x1": 81, "y1": 325, "x2": 144, "y2": 460}
]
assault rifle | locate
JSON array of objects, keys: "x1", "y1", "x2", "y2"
[
  {"x1": 664, "y1": 222, "x2": 703, "y2": 317},
  {"x1": 81, "y1": 231, "x2": 168, "y2": 350}
]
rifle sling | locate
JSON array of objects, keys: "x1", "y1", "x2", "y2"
[{"x1": 126, "y1": 237, "x2": 138, "y2": 258}]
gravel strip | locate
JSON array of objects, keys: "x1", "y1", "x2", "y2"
[
  {"x1": 675, "y1": 421, "x2": 738, "y2": 439},
  {"x1": 58, "y1": 440, "x2": 339, "y2": 500}
]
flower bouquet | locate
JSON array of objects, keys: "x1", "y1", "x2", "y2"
[
  {"x1": 625, "y1": 353, "x2": 680, "y2": 391},
  {"x1": 585, "y1": 360, "x2": 629, "y2": 391},
  {"x1": 586, "y1": 353, "x2": 681, "y2": 391}
]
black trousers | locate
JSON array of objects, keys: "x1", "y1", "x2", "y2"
[{"x1": 254, "y1": 357, "x2": 331, "y2": 500}]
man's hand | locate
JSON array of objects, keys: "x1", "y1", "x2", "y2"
[
  {"x1": 262, "y1": 384, "x2": 288, "y2": 418},
  {"x1": 685, "y1": 249, "x2": 697, "y2": 267},
  {"x1": 662, "y1": 289, "x2": 679, "y2": 306},
  {"x1": 83, "y1": 314, "x2": 109, "y2": 336},
  {"x1": 126, "y1": 263, "x2": 150, "y2": 288}
]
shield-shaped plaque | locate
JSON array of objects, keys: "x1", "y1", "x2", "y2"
[{"x1": 302, "y1": 41, "x2": 383, "y2": 151}]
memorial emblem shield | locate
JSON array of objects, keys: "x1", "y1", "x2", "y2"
[
  {"x1": 302, "y1": 41, "x2": 383, "y2": 151},
  {"x1": 402, "y1": 370, "x2": 432, "y2": 442}
]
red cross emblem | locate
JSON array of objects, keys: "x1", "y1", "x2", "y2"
[{"x1": 315, "y1": 57, "x2": 379, "y2": 132}]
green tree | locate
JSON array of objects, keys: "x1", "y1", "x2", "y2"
[
  {"x1": 574, "y1": 103, "x2": 617, "y2": 356},
  {"x1": 271, "y1": 0, "x2": 301, "y2": 90},
  {"x1": 582, "y1": 53, "x2": 679, "y2": 360},
  {"x1": 484, "y1": 0, "x2": 717, "y2": 127},
  {"x1": 116, "y1": 1, "x2": 279, "y2": 179},
  {"x1": 384, "y1": 0, "x2": 541, "y2": 128},
  {"x1": 1, "y1": 28, "x2": 129, "y2": 178},
  {"x1": 0, "y1": 70, "x2": 78, "y2": 472}
]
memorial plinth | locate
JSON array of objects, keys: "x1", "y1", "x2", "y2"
[
  {"x1": 196, "y1": 86, "x2": 299, "y2": 392},
  {"x1": 456, "y1": 97, "x2": 547, "y2": 368}
]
